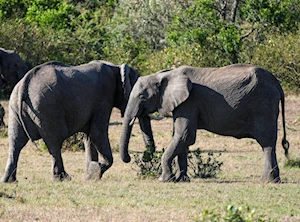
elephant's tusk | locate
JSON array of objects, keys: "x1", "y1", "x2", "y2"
[
  {"x1": 129, "y1": 117, "x2": 136, "y2": 126},
  {"x1": 148, "y1": 113, "x2": 164, "y2": 120}
]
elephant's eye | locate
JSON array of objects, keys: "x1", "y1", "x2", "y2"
[
  {"x1": 139, "y1": 95, "x2": 146, "y2": 101},
  {"x1": 138, "y1": 94, "x2": 148, "y2": 102}
]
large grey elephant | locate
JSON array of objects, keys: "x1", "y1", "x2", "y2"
[
  {"x1": 1, "y1": 60, "x2": 155, "y2": 182},
  {"x1": 120, "y1": 64, "x2": 289, "y2": 183},
  {"x1": 0, "y1": 48, "x2": 29, "y2": 86}
]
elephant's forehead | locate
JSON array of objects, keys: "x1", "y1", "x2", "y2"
[{"x1": 136, "y1": 76, "x2": 152, "y2": 89}]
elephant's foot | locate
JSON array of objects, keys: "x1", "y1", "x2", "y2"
[
  {"x1": 176, "y1": 174, "x2": 190, "y2": 183},
  {"x1": 86, "y1": 161, "x2": 102, "y2": 180},
  {"x1": 261, "y1": 169, "x2": 281, "y2": 183},
  {"x1": 53, "y1": 171, "x2": 71, "y2": 181},
  {"x1": 261, "y1": 174, "x2": 281, "y2": 183},
  {"x1": 158, "y1": 173, "x2": 176, "y2": 182},
  {"x1": 0, "y1": 175, "x2": 17, "y2": 183}
]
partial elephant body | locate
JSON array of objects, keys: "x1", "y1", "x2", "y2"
[
  {"x1": 0, "y1": 48, "x2": 29, "y2": 126},
  {"x1": 17, "y1": 62, "x2": 118, "y2": 139},
  {"x1": 120, "y1": 64, "x2": 289, "y2": 183},
  {"x1": 0, "y1": 48, "x2": 29, "y2": 86},
  {"x1": 181, "y1": 65, "x2": 282, "y2": 138},
  {"x1": 1, "y1": 60, "x2": 155, "y2": 182}
]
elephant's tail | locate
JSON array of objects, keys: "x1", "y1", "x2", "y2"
[
  {"x1": 18, "y1": 71, "x2": 40, "y2": 150},
  {"x1": 279, "y1": 85, "x2": 289, "y2": 159}
]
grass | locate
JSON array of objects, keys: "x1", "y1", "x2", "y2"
[{"x1": 0, "y1": 96, "x2": 300, "y2": 221}]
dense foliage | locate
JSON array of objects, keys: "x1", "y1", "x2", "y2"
[{"x1": 0, "y1": 0, "x2": 299, "y2": 96}]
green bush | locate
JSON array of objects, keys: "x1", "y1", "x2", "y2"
[
  {"x1": 62, "y1": 133, "x2": 84, "y2": 152},
  {"x1": 188, "y1": 149, "x2": 223, "y2": 179},
  {"x1": 284, "y1": 158, "x2": 300, "y2": 168},
  {"x1": 0, "y1": 126, "x2": 8, "y2": 138},
  {"x1": 132, "y1": 148, "x2": 223, "y2": 180},
  {"x1": 195, "y1": 205, "x2": 271, "y2": 222},
  {"x1": 36, "y1": 133, "x2": 84, "y2": 152}
]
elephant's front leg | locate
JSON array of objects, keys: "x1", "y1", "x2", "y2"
[
  {"x1": 159, "y1": 116, "x2": 196, "y2": 182},
  {"x1": 175, "y1": 150, "x2": 190, "y2": 182}
]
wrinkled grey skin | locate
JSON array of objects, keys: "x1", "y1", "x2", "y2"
[
  {"x1": 0, "y1": 48, "x2": 29, "y2": 86},
  {"x1": 120, "y1": 64, "x2": 289, "y2": 183},
  {"x1": 1, "y1": 60, "x2": 155, "y2": 182}
]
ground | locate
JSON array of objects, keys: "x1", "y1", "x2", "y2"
[{"x1": 0, "y1": 96, "x2": 299, "y2": 221}]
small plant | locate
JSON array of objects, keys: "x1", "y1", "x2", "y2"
[
  {"x1": 132, "y1": 147, "x2": 163, "y2": 178},
  {"x1": 132, "y1": 147, "x2": 223, "y2": 179},
  {"x1": 284, "y1": 158, "x2": 300, "y2": 168},
  {"x1": 36, "y1": 133, "x2": 85, "y2": 152},
  {"x1": 196, "y1": 205, "x2": 270, "y2": 222},
  {"x1": 188, "y1": 149, "x2": 223, "y2": 179},
  {"x1": 0, "y1": 126, "x2": 8, "y2": 138},
  {"x1": 36, "y1": 140, "x2": 48, "y2": 151},
  {"x1": 62, "y1": 133, "x2": 85, "y2": 152}
]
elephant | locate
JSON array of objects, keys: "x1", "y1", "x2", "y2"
[
  {"x1": 1, "y1": 60, "x2": 155, "y2": 182},
  {"x1": 0, "y1": 48, "x2": 29, "y2": 126},
  {"x1": 0, "y1": 47, "x2": 29, "y2": 87},
  {"x1": 120, "y1": 64, "x2": 289, "y2": 183}
]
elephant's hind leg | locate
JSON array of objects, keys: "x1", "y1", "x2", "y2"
[
  {"x1": 87, "y1": 113, "x2": 114, "y2": 179},
  {"x1": 89, "y1": 133, "x2": 113, "y2": 179},
  {"x1": 253, "y1": 119, "x2": 280, "y2": 182},
  {"x1": 43, "y1": 138, "x2": 70, "y2": 181},
  {"x1": 1, "y1": 122, "x2": 29, "y2": 182},
  {"x1": 84, "y1": 134, "x2": 103, "y2": 180}
]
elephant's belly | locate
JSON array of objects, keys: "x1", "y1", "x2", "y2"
[{"x1": 197, "y1": 117, "x2": 254, "y2": 139}]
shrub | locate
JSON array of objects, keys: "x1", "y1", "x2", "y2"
[
  {"x1": 36, "y1": 133, "x2": 84, "y2": 152},
  {"x1": 195, "y1": 205, "x2": 271, "y2": 222},
  {"x1": 188, "y1": 148, "x2": 223, "y2": 179},
  {"x1": 0, "y1": 126, "x2": 8, "y2": 138},
  {"x1": 132, "y1": 148, "x2": 223, "y2": 179},
  {"x1": 132, "y1": 148, "x2": 163, "y2": 179},
  {"x1": 62, "y1": 133, "x2": 85, "y2": 152},
  {"x1": 284, "y1": 158, "x2": 300, "y2": 168}
]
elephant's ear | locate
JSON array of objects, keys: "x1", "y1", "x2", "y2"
[
  {"x1": 158, "y1": 73, "x2": 192, "y2": 115},
  {"x1": 120, "y1": 64, "x2": 140, "y2": 100}
]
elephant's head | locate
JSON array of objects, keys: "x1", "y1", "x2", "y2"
[
  {"x1": 120, "y1": 70, "x2": 192, "y2": 162},
  {"x1": 0, "y1": 48, "x2": 29, "y2": 87},
  {"x1": 114, "y1": 63, "x2": 156, "y2": 154}
]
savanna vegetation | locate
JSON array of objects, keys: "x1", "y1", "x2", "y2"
[
  {"x1": 0, "y1": 0, "x2": 299, "y2": 98},
  {"x1": 0, "y1": 1, "x2": 300, "y2": 221}
]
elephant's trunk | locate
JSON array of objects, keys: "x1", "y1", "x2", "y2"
[
  {"x1": 120, "y1": 113, "x2": 155, "y2": 163},
  {"x1": 120, "y1": 116, "x2": 134, "y2": 163}
]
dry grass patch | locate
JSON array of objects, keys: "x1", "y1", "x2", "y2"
[{"x1": 0, "y1": 96, "x2": 300, "y2": 221}]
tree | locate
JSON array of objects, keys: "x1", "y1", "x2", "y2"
[{"x1": 167, "y1": 0, "x2": 300, "y2": 64}]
